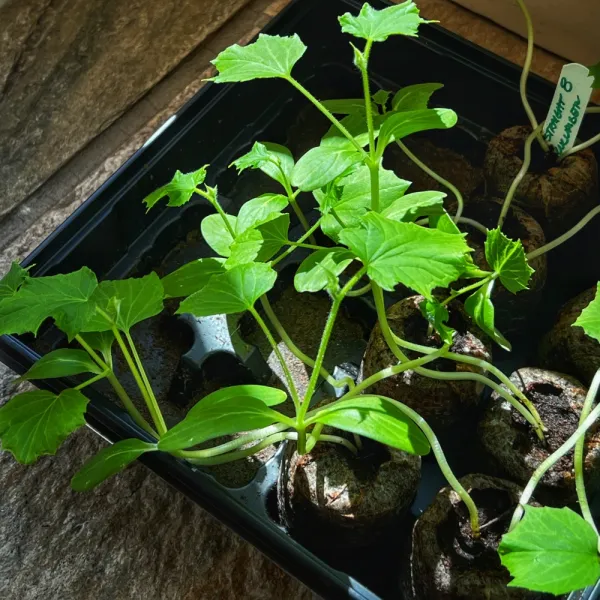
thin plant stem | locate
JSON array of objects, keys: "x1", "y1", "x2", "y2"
[
  {"x1": 527, "y1": 205, "x2": 600, "y2": 260},
  {"x1": 347, "y1": 283, "x2": 372, "y2": 297},
  {"x1": 575, "y1": 368, "x2": 600, "y2": 536},
  {"x1": 249, "y1": 306, "x2": 301, "y2": 411},
  {"x1": 360, "y1": 40, "x2": 376, "y2": 157},
  {"x1": 441, "y1": 276, "x2": 493, "y2": 307},
  {"x1": 271, "y1": 219, "x2": 322, "y2": 267},
  {"x1": 75, "y1": 335, "x2": 158, "y2": 438},
  {"x1": 195, "y1": 187, "x2": 235, "y2": 238},
  {"x1": 282, "y1": 178, "x2": 316, "y2": 244},
  {"x1": 562, "y1": 132, "x2": 600, "y2": 158},
  {"x1": 498, "y1": 123, "x2": 544, "y2": 229},
  {"x1": 306, "y1": 423, "x2": 324, "y2": 453},
  {"x1": 75, "y1": 372, "x2": 108, "y2": 391},
  {"x1": 458, "y1": 217, "x2": 488, "y2": 235},
  {"x1": 330, "y1": 208, "x2": 347, "y2": 229},
  {"x1": 259, "y1": 296, "x2": 354, "y2": 390},
  {"x1": 286, "y1": 77, "x2": 368, "y2": 158},
  {"x1": 515, "y1": 0, "x2": 549, "y2": 152},
  {"x1": 510, "y1": 400, "x2": 600, "y2": 531},
  {"x1": 111, "y1": 326, "x2": 167, "y2": 436},
  {"x1": 287, "y1": 241, "x2": 328, "y2": 251},
  {"x1": 369, "y1": 159, "x2": 380, "y2": 213},
  {"x1": 396, "y1": 140, "x2": 465, "y2": 221}
]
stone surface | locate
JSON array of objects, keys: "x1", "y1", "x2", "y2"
[{"x1": 0, "y1": 0, "x2": 252, "y2": 217}]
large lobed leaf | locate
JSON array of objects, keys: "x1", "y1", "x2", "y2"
[
  {"x1": 0, "y1": 389, "x2": 88, "y2": 464},
  {"x1": 574, "y1": 282, "x2": 600, "y2": 343},
  {"x1": 143, "y1": 166, "x2": 207, "y2": 210},
  {"x1": 339, "y1": 212, "x2": 471, "y2": 298},
  {"x1": 499, "y1": 506, "x2": 600, "y2": 595},
  {"x1": 0, "y1": 262, "x2": 29, "y2": 300},
  {"x1": 210, "y1": 34, "x2": 307, "y2": 83},
  {"x1": 339, "y1": 1, "x2": 431, "y2": 43},
  {"x1": 485, "y1": 228, "x2": 534, "y2": 294}
]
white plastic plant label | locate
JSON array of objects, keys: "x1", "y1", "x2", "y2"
[{"x1": 543, "y1": 63, "x2": 594, "y2": 156}]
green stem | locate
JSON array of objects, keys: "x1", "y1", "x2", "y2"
[
  {"x1": 527, "y1": 205, "x2": 600, "y2": 260},
  {"x1": 75, "y1": 334, "x2": 158, "y2": 438},
  {"x1": 286, "y1": 77, "x2": 368, "y2": 158},
  {"x1": 249, "y1": 306, "x2": 301, "y2": 411},
  {"x1": 441, "y1": 276, "x2": 492, "y2": 307},
  {"x1": 498, "y1": 123, "x2": 544, "y2": 229},
  {"x1": 259, "y1": 296, "x2": 353, "y2": 390},
  {"x1": 368, "y1": 159, "x2": 380, "y2": 213},
  {"x1": 330, "y1": 208, "x2": 347, "y2": 229},
  {"x1": 515, "y1": 0, "x2": 549, "y2": 152},
  {"x1": 575, "y1": 368, "x2": 600, "y2": 536},
  {"x1": 271, "y1": 219, "x2": 322, "y2": 267},
  {"x1": 75, "y1": 372, "x2": 108, "y2": 391},
  {"x1": 306, "y1": 422, "x2": 324, "y2": 453},
  {"x1": 347, "y1": 282, "x2": 372, "y2": 297},
  {"x1": 396, "y1": 140, "x2": 465, "y2": 221},
  {"x1": 282, "y1": 178, "x2": 316, "y2": 244},
  {"x1": 360, "y1": 40, "x2": 376, "y2": 157},
  {"x1": 562, "y1": 132, "x2": 600, "y2": 158},
  {"x1": 287, "y1": 241, "x2": 328, "y2": 251},
  {"x1": 458, "y1": 217, "x2": 488, "y2": 235},
  {"x1": 195, "y1": 187, "x2": 236, "y2": 238},
  {"x1": 510, "y1": 399, "x2": 600, "y2": 531},
  {"x1": 111, "y1": 326, "x2": 167, "y2": 436},
  {"x1": 299, "y1": 267, "x2": 368, "y2": 421}
]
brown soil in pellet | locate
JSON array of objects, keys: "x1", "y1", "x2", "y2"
[
  {"x1": 386, "y1": 137, "x2": 484, "y2": 199},
  {"x1": 361, "y1": 296, "x2": 492, "y2": 428},
  {"x1": 484, "y1": 125, "x2": 598, "y2": 235},
  {"x1": 480, "y1": 368, "x2": 600, "y2": 504},
  {"x1": 408, "y1": 474, "x2": 546, "y2": 600},
  {"x1": 461, "y1": 198, "x2": 546, "y2": 333},
  {"x1": 540, "y1": 286, "x2": 600, "y2": 385},
  {"x1": 278, "y1": 433, "x2": 421, "y2": 548}
]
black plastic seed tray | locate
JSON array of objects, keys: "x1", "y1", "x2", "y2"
[{"x1": 1, "y1": 0, "x2": 599, "y2": 598}]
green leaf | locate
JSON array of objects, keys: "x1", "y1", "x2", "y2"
[
  {"x1": 0, "y1": 268, "x2": 98, "y2": 340},
  {"x1": 464, "y1": 280, "x2": 511, "y2": 351},
  {"x1": 420, "y1": 299, "x2": 455, "y2": 345},
  {"x1": 321, "y1": 98, "x2": 371, "y2": 115},
  {"x1": 485, "y1": 228, "x2": 534, "y2": 294},
  {"x1": 210, "y1": 34, "x2": 307, "y2": 82},
  {"x1": 79, "y1": 331, "x2": 115, "y2": 364},
  {"x1": 377, "y1": 108, "x2": 457, "y2": 155},
  {"x1": 227, "y1": 214, "x2": 290, "y2": 266},
  {"x1": 158, "y1": 397, "x2": 286, "y2": 452},
  {"x1": 201, "y1": 213, "x2": 237, "y2": 257},
  {"x1": 590, "y1": 61, "x2": 600, "y2": 89},
  {"x1": 231, "y1": 142, "x2": 294, "y2": 187},
  {"x1": 0, "y1": 389, "x2": 88, "y2": 464},
  {"x1": 190, "y1": 384, "x2": 287, "y2": 409},
  {"x1": 430, "y1": 210, "x2": 461, "y2": 235},
  {"x1": 392, "y1": 82, "x2": 443, "y2": 112},
  {"x1": 161, "y1": 258, "x2": 225, "y2": 299},
  {"x1": 321, "y1": 165, "x2": 410, "y2": 240},
  {"x1": 0, "y1": 262, "x2": 29, "y2": 300},
  {"x1": 372, "y1": 89, "x2": 391, "y2": 110},
  {"x1": 142, "y1": 166, "x2": 207, "y2": 210},
  {"x1": 178, "y1": 263, "x2": 277, "y2": 317},
  {"x1": 339, "y1": 212, "x2": 470, "y2": 297},
  {"x1": 291, "y1": 145, "x2": 364, "y2": 192},
  {"x1": 19, "y1": 349, "x2": 103, "y2": 381},
  {"x1": 307, "y1": 395, "x2": 430, "y2": 455},
  {"x1": 294, "y1": 248, "x2": 354, "y2": 293},
  {"x1": 574, "y1": 282, "x2": 600, "y2": 343},
  {"x1": 499, "y1": 506, "x2": 600, "y2": 595},
  {"x1": 83, "y1": 273, "x2": 164, "y2": 333},
  {"x1": 339, "y1": 1, "x2": 430, "y2": 43},
  {"x1": 71, "y1": 439, "x2": 157, "y2": 492},
  {"x1": 236, "y1": 194, "x2": 288, "y2": 233},
  {"x1": 321, "y1": 113, "x2": 381, "y2": 150},
  {"x1": 381, "y1": 191, "x2": 446, "y2": 222}
]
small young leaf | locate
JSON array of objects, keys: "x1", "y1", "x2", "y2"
[
  {"x1": 210, "y1": 34, "x2": 307, "y2": 82},
  {"x1": 485, "y1": 228, "x2": 534, "y2": 294},
  {"x1": 201, "y1": 213, "x2": 237, "y2": 257},
  {"x1": 464, "y1": 280, "x2": 511, "y2": 351},
  {"x1": 177, "y1": 263, "x2": 277, "y2": 317},
  {"x1": 0, "y1": 262, "x2": 29, "y2": 300},
  {"x1": 190, "y1": 384, "x2": 287, "y2": 409},
  {"x1": 307, "y1": 395, "x2": 430, "y2": 455},
  {"x1": 294, "y1": 248, "x2": 354, "y2": 293},
  {"x1": 83, "y1": 273, "x2": 164, "y2": 333},
  {"x1": 339, "y1": 212, "x2": 470, "y2": 297},
  {"x1": 158, "y1": 397, "x2": 286, "y2": 452},
  {"x1": 574, "y1": 282, "x2": 600, "y2": 343},
  {"x1": 291, "y1": 145, "x2": 364, "y2": 192},
  {"x1": 79, "y1": 331, "x2": 115, "y2": 364},
  {"x1": 161, "y1": 258, "x2": 226, "y2": 299},
  {"x1": 339, "y1": 1, "x2": 430, "y2": 43},
  {"x1": 231, "y1": 142, "x2": 294, "y2": 187},
  {"x1": 392, "y1": 82, "x2": 444, "y2": 112},
  {"x1": 499, "y1": 506, "x2": 600, "y2": 595},
  {"x1": 372, "y1": 89, "x2": 391, "y2": 110},
  {"x1": 321, "y1": 165, "x2": 410, "y2": 240},
  {"x1": 19, "y1": 349, "x2": 103, "y2": 381},
  {"x1": 71, "y1": 439, "x2": 157, "y2": 492},
  {"x1": 0, "y1": 389, "x2": 88, "y2": 464},
  {"x1": 590, "y1": 61, "x2": 600, "y2": 89},
  {"x1": 321, "y1": 98, "x2": 371, "y2": 115},
  {"x1": 377, "y1": 108, "x2": 457, "y2": 155},
  {"x1": 420, "y1": 299, "x2": 455, "y2": 345},
  {"x1": 142, "y1": 166, "x2": 207, "y2": 210},
  {"x1": 381, "y1": 191, "x2": 446, "y2": 222},
  {"x1": 236, "y1": 194, "x2": 289, "y2": 233},
  {"x1": 0, "y1": 267, "x2": 98, "y2": 339}
]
